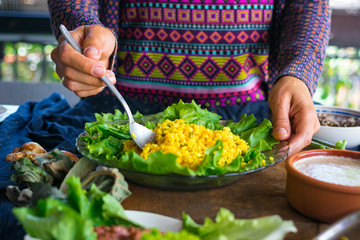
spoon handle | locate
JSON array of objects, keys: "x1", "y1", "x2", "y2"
[{"x1": 59, "y1": 24, "x2": 134, "y2": 123}]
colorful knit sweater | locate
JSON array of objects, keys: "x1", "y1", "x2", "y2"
[{"x1": 48, "y1": 0, "x2": 330, "y2": 108}]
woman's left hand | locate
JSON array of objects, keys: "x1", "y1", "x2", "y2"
[{"x1": 268, "y1": 76, "x2": 320, "y2": 157}]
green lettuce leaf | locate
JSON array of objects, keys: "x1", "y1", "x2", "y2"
[
  {"x1": 162, "y1": 100, "x2": 223, "y2": 129},
  {"x1": 335, "y1": 140, "x2": 347, "y2": 150},
  {"x1": 13, "y1": 176, "x2": 141, "y2": 240},
  {"x1": 93, "y1": 109, "x2": 144, "y2": 123},
  {"x1": 183, "y1": 208, "x2": 297, "y2": 240},
  {"x1": 225, "y1": 114, "x2": 259, "y2": 135},
  {"x1": 118, "y1": 150, "x2": 196, "y2": 176},
  {"x1": 87, "y1": 136, "x2": 125, "y2": 161},
  {"x1": 86, "y1": 183, "x2": 141, "y2": 227},
  {"x1": 239, "y1": 119, "x2": 279, "y2": 149},
  {"x1": 66, "y1": 175, "x2": 90, "y2": 219},
  {"x1": 13, "y1": 198, "x2": 96, "y2": 240},
  {"x1": 141, "y1": 228, "x2": 200, "y2": 240}
]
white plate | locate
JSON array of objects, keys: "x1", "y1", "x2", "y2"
[
  {"x1": 24, "y1": 210, "x2": 182, "y2": 240},
  {"x1": 126, "y1": 210, "x2": 182, "y2": 232},
  {"x1": 0, "y1": 104, "x2": 19, "y2": 122}
]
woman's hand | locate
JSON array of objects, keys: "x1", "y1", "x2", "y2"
[
  {"x1": 51, "y1": 25, "x2": 117, "y2": 97},
  {"x1": 268, "y1": 76, "x2": 320, "y2": 157}
]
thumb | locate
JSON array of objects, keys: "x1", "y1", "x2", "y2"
[
  {"x1": 82, "y1": 26, "x2": 105, "y2": 61},
  {"x1": 83, "y1": 46, "x2": 101, "y2": 61},
  {"x1": 271, "y1": 100, "x2": 291, "y2": 141}
]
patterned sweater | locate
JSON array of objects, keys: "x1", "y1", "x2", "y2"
[{"x1": 48, "y1": 0, "x2": 330, "y2": 108}]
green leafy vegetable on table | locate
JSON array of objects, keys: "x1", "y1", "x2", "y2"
[
  {"x1": 142, "y1": 208, "x2": 297, "y2": 240},
  {"x1": 13, "y1": 176, "x2": 141, "y2": 240},
  {"x1": 13, "y1": 176, "x2": 297, "y2": 240},
  {"x1": 309, "y1": 138, "x2": 348, "y2": 150},
  {"x1": 79, "y1": 100, "x2": 280, "y2": 176},
  {"x1": 181, "y1": 208, "x2": 297, "y2": 240}
]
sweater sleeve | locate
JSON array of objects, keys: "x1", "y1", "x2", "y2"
[
  {"x1": 274, "y1": 0, "x2": 331, "y2": 95},
  {"x1": 48, "y1": 0, "x2": 104, "y2": 40}
]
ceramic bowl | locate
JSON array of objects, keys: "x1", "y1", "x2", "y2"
[
  {"x1": 314, "y1": 105, "x2": 360, "y2": 149},
  {"x1": 285, "y1": 149, "x2": 360, "y2": 223}
]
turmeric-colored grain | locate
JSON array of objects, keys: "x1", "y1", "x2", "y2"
[{"x1": 123, "y1": 119, "x2": 249, "y2": 170}]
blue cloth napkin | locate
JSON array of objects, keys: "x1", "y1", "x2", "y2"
[{"x1": 0, "y1": 93, "x2": 96, "y2": 239}]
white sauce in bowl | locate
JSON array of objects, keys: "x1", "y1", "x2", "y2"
[{"x1": 294, "y1": 156, "x2": 360, "y2": 186}]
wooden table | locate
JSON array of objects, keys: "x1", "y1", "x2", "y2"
[{"x1": 122, "y1": 161, "x2": 330, "y2": 240}]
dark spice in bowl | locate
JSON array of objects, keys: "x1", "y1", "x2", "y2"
[{"x1": 317, "y1": 114, "x2": 360, "y2": 127}]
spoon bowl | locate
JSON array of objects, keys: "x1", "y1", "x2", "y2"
[{"x1": 129, "y1": 122, "x2": 156, "y2": 148}]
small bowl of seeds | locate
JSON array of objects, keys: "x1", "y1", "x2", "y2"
[{"x1": 313, "y1": 105, "x2": 360, "y2": 149}]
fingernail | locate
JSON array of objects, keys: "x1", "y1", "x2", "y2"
[
  {"x1": 276, "y1": 128, "x2": 288, "y2": 137},
  {"x1": 106, "y1": 72, "x2": 116, "y2": 84},
  {"x1": 84, "y1": 47, "x2": 99, "y2": 57},
  {"x1": 92, "y1": 66, "x2": 104, "y2": 76}
]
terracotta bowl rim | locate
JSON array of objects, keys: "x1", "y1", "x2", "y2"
[{"x1": 286, "y1": 149, "x2": 360, "y2": 194}]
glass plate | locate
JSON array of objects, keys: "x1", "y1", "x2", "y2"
[{"x1": 76, "y1": 132, "x2": 289, "y2": 191}]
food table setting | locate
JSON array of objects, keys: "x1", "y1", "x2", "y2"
[{"x1": 0, "y1": 94, "x2": 360, "y2": 240}]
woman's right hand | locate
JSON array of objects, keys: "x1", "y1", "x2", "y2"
[{"x1": 51, "y1": 25, "x2": 117, "y2": 97}]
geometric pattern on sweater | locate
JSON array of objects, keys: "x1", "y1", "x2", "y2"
[
  {"x1": 121, "y1": 5, "x2": 273, "y2": 25},
  {"x1": 114, "y1": 1, "x2": 273, "y2": 106},
  {"x1": 119, "y1": 28, "x2": 270, "y2": 45},
  {"x1": 118, "y1": 51, "x2": 268, "y2": 83}
]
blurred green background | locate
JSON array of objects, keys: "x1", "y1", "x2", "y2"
[
  {"x1": 314, "y1": 46, "x2": 360, "y2": 110},
  {"x1": 0, "y1": 42, "x2": 58, "y2": 83}
]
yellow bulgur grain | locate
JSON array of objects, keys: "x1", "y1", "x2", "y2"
[
  {"x1": 123, "y1": 119, "x2": 249, "y2": 170},
  {"x1": 261, "y1": 159, "x2": 266, "y2": 166}
]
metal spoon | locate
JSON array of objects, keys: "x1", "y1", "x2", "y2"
[{"x1": 59, "y1": 24, "x2": 155, "y2": 148}]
